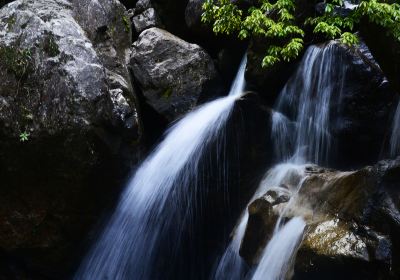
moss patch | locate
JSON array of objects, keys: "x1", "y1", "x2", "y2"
[
  {"x1": 122, "y1": 14, "x2": 130, "y2": 33},
  {"x1": 0, "y1": 46, "x2": 34, "y2": 79},
  {"x1": 43, "y1": 35, "x2": 60, "y2": 57}
]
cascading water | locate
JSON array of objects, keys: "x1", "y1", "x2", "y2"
[
  {"x1": 214, "y1": 42, "x2": 348, "y2": 280},
  {"x1": 390, "y1": 100, "x2": 400, "y2": 157},
  {"x1": 251, "y1": 217, "x2": 306, "y2": 280},
  {"x1": 251, "y1": 42, "x2": 347, "y2": 279},
  {"x1": 271, "y1": 111, "x2": 293, "y2": 161},
  {"x1": 276, "y1": 42, "x2": 347, "y2": 165},
  {"x1": 75, "y1": 56, "x2": 247, "y2": 280},
  {"x1": 212, "y1": 163, "x2": 306, "y2": 280}
]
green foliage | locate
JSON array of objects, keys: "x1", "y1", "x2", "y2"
[
  {"x1": 19, "y1": 131, "x2": 30, "y2": 142},
  {"x1": 122, "y1": 14, "x2": 131, "y2": 33},
  {"x1": 202, "y1": 0, "x2": 400, "y2": 67},
  {"x1": 202, "y1": 0, "x2": 243, "y2": 34}
]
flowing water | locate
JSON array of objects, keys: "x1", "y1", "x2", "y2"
[
  {"x1": 276, "y1": 42, "x2": 347, "y2": 165},
  {"x1": 75, "y1": 57, "x2": 247, "y2": 280},
  {"x1": 214, "y1": 42, "x2": 348, "y2": 280},
  {"x1": 212, "y1": 163, "x2": 306, "y2": 280},
  {"x1": 250, "y1": 42, "x2": 347, "y2": 279},
  {"x1": 271, "y1": 111, "x2": 293, "y2": 162},
  {"x1": 251, "y1": 217, "x2": 306, "y2": 280},
  {"x1": 77, "y1": 41, "x2": 354, "y2": 280}
]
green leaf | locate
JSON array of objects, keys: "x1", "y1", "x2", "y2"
[{"x1": 19, "y1": 131, "x2": 30, "y2": 142}]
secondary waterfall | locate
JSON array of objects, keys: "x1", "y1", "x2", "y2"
[
  {"x1": 276, "y1": 42, "x2": 347, "y2": 165},
  {"x1": 253, "y1": 42, "x2": 346, "y2": 279},
  {"x1": 75, "y1": 57, "x2": 247, "y2": 280},
  {"x1": 214, "y1": 42, "x2": 347, "y2": 280}
]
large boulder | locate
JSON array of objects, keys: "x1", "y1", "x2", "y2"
[
  {"x1": 0, "y1": 0, "x2": 142, "y2": 277},
  {"x1": 329, "y1": 41, "x2": 397, "y2": 168},
  {"x1": 129, "y1": 27, "x2": 221, "y2": 121},
  {"x1": 294, "y1": 160, "x2": 400, "y2": 279},
  {"x1": 0, "y1": 0, "x2": 140, "y2": 146},
  {"x1": 239, "y1": 159, "x2": 400, "y2": 279}
]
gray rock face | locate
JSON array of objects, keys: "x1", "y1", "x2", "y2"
[
  {"x1": 130, "y1": 27, "x2": 220, "y2": 121},
  {"x1": 0, "y1": 0, "x2": 142, "y2": 276},
  {"x1": 0, "y1": 0, "x2": 140, "y2": 143},
  {"x1": 132, "y1": 8, "x2": 161, "y2": 34}
]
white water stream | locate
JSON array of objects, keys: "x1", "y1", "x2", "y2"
[
  {"x1": 214, "y1": 42, "x2": 348, "y2": 280},
  {"x1": 75, "y1": 57, "x2": 247, "y2": 280}
]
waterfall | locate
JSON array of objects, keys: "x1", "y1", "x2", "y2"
[
  {"x1": 251, "y1": 217, "x2": 306, "y2": 280},
  {"x1": 251, "y1": 42, "x2": 347, "y2": 279},
  {"x1": 390, "y1": 100, "x2": 400, "y2": 157},
  {"x1": 276, "y1": 43, "x2": 347, "y2": 165},
  {"x1": 214, "y1": 42, "x2": 348, "y2": 280},
  {"x1": 75, "y1": 56, "x2": 247, "y2": 280},
  {"x1": 212, "y1": 163, "x2": 306, "y2": 280}
]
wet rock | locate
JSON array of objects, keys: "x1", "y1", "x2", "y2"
[
  {"x1": 295, "y1": 159, "x2": 400, "y2": 278},
  {"x1": 132, "y1": 8, "x2": 162, "y2": 34},
  {"x1": 240, "y1": 159, "x2": 400, "y2": 278},
  {"x1": 302, "y1": 219, "x2": 369, "y2": 261},
  {"x1": 330, "y1": 41, "x2": 397, "y2": 168},
  {"x1": 129, "y1": 27, "x2": 221, "y2": 121},
  {"x1": 264, "y1": 187, "x2": 291, "y2": 206},
  {"x1": 240, "y1": 187, "x2": 290, "y2": 264},
  {"x1": 0, "y1": 0, "x2": 142, "y2": 277}
]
